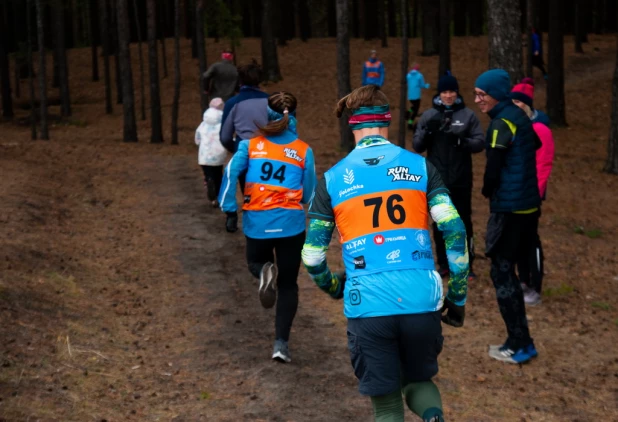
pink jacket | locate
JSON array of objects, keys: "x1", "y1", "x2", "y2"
[{"x1": 533, "y1": 122, "x2": 554, "y2": 199}]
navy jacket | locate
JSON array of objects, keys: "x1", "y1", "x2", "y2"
[{"x1": 220, "y1": 86, "x2": 270, "y2": 152}]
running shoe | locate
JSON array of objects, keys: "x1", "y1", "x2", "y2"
[
  {"x1": 489, "y1": 342, "x2": 538, "y2": 359},
  {"x1": 259, "y1": 262, "x2": 277, "y2": 309},
  {"x1": 488, "y1": 344, "x2": 533, "y2": 364},
  {"x1": 272, "y1": 339, "x2": 291, "y2": 363},
  {"x1": 424, "y1": 416, "x2": 444, "y2": 422},
  {"x1": 523, "y1": 289, "x2": 542, "y2": 306}
]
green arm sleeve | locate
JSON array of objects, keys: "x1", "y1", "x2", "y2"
[
  {"x1": 301, "y1": 219, "x2": 344, "y2": 299},
  {"x1": 429, "y1": 193, "x2": 469, "y2": 305}
]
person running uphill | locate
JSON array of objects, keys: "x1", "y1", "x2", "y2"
[
  {"x1": 406, "y1": 64, "x2": 430, "y2": 129},
  {"x1": 413, "y1": 73, "x2": 484, "y2": 280},
  {"x1": 362, "y1": 50, "x2": 385, "y2": 87},
  {"x1": 475, "y1": 69, "x2": 540, "y2": 364},
  {"x1": 301, "y1": 85, "x2": 469, "y2": 422},
  {"x1": 219, "y1": 92, "x2": 316, "y2": 363}
]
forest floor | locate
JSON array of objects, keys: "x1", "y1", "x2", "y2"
[{"x1": 0, "y1": 35, "x2": 617, "y2": 422}]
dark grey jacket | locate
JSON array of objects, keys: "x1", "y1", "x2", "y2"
[
  {"x1": 202, "y1": 60, "x2": 239, "y2": 102},
  {"x1": 413, "y1": 95, "x2": 484, "y2": 188}
]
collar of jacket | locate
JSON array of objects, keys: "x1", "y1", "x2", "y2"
[
  {"x1": 356, "y1": 135, "x2": 391, "y2": 149},
  {"x1": 487, "y1": 100, "x2": 511, "y2": 119},
  {"x1": 432, "y1": 94, "x2": 465, "y2": 111}
]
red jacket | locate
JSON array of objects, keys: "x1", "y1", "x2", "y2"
[{"x1": 533, "y1": 122, "x2": 554, "y2": 199}]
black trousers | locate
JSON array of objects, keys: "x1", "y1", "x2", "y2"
[
  {"x1": 407, "y1": 99, "x2": 421, "y2": 123},
  {"x1": 486, "y1": 212, "x2": 538, "y2": 350},
  {"x1": 200, "y1": 165, "x2": 223, "y2": 200},
  {"x1": 516, "y1": 210, "x2": 543, "y2": 293},
  {"x1": 245, "y1": 231, "x2": 306, "y2": 342},
  {"x1": 532, "y1": 55, "x2": 547, "y2": 75},
  {"x1": 432, "y1": 186, "x2": 475, "y2": 272}
]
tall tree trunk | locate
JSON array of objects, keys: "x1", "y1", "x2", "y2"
[
  {"x1": 36, "y1": 0, "x2": 49, "y2": 140},
  {"x1": 111, "y1": 2, "x2": 123, "y2": 104},
  {"x1": 336, "y1": 0, "x2": 353, "y2": 152},
  {"x1": 468, "y1": 0, "x2": 483, "y2": 36},
  {"x1": 453, "y1": 0, "x2": 467, "y2": 36},
  {"x1": 526, "y1": 0, "x2": 534, "y2": 77},
  {"x1": 412, "y1": 0, "x2": 419, "y2": 38},
  {"x1": 438, "y1": 0, "x2": 451, "y2": 78},
  {"x1": 604, "y1": 31, "x2": 618, "y2": 174},
  {"x1": 171, "y1": 0, "x2": 181, "y2": 145},
  {"x1": 546, "y1": 0, "x2": 567, "y2": 126},
  {"x1": 158, "y1": 0, "x2": 168, "y2": 78},
  {"x1": 421, "y1": 0, "x2": 439, "y2": 55},
  {"x1": 52, "y1": 40, "x2": 60, "y2": 88},
  {"x1": 487, "y1": 0, "x2": 523, "y2": 84},
  {"x1": 54, "y1": 0, "x2": 71, "y2": 117},
  {"x1": 358, "y1": 0, "x2": 366, "y2": 39},
  {"x1": 261, "y1": 0, "x2": 282, "y2": 82},
  {"x1": 116, "y1": 0, "x2": 138, "y2": 142},
  {"x1": 28, "y1": 0, "x2": 37, "y2": 139},
  {"x1": 99, "y1": 0, "x2": 113, "y2": 114},
  {"x1": 147, "y1": 0, "x2": 163, "y2": 143},
  {"x1": 196, "y1": 0, "x2": 207, "y2": 112},
  {"x1": 297, "y1": 0, "x2": 310, "y2": 41},
  {"x1": 89, "y1": 0, "x2": 99, "y2": 81},
  {"x1": 378, "y1": 0, "x2": 387, "y2": 47},
  {"x1": 398, "y1": 0, "x2": 409, "y2": 148},
  {"x1": 387, "y1": 0, "x2": 396, "y2": 37},
  {"x1": 132, "y1": 0, "x2": 146, "y2": 120},
  {"x1": 191, "y1": 0, "x2": 197, "y2": 58},
  {"x1": 0, "y1": 4, "x2": 14, "y2": 118},
  {"x1": 574, "y1": 0, "x2": 585, "y2": 53}
]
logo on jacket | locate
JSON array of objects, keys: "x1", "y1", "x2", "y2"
[
  {"x1": 452, "y1": 120, "x2": 464, "y2": 126},
  {"x1": 386, "y1": 249, "x2": 401, "y2": 263},
  {"x1": 363, "y1": 155, "x2": 385, "y2": 166},
  {"x1": 387, "y1": 166, "x2": 422, "y2": 182},
  {"x1": 346, "y1": 238, "x2": 367, "y2": 251},
  {"x1": 374, "y1": 234, "x2": 385, "y2": 245},
  {"x1": 412, "y1": 250, "x2": 432, "y2": 261},
  {"x1": 353, "y1": 255, "x2": 366, "y2": 270},
  {"x1": 343, "y1": 168, "x2": 355, "y2": 185},
  {"x1": 284, "y1": 148, "x2": 303, "y2": 162},
  {"x1": 257, "y1": 141, "x2": 265, "y2": 151},
  {"x1": 415, "y1": 231, "x2": 430, "y2": 250}
]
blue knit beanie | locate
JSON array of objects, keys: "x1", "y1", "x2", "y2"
[{"x1": 475, "y1": 69, "x2": 511, "y2": 101}]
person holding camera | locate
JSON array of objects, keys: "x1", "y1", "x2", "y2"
[{"x1": 413, "y1": 73, "x2": 484, "y2": 281}]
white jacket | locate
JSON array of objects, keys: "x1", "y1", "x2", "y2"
[{"x1": 195, "y1": 108, "x2": 227, "y2": 166}]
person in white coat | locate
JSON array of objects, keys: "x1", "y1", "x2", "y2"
[{"x1": 195, "y1": 97, "x2": 228, "y2": 207}]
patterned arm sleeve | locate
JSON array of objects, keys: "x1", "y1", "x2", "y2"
[
  {"x1": 429, "y1": 193, "x2": 469, "y2": 305},
  {"x1": 301, "y1": 219, "x2": 344, "y2": 298}
]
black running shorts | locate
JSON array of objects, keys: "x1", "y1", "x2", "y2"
[{"x1": 347, "y1": 311, "x2": 443, "y2": 396}]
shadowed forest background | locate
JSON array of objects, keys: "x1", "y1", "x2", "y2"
[{"x1": 0, "y1": 0, "x2": 617, "y2": 421}]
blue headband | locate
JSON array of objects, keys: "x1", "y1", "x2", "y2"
[{"x1": 267, "y1": 105, "x2": 297, "y2": 135}]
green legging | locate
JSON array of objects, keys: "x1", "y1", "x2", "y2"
[{"x1": 371, "y1": 381, "x2": 444, "y2": 422}]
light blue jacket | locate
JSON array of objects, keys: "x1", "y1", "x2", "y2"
[{"x1": 407, "y1": 70, "x2": 430, "y2": 100}]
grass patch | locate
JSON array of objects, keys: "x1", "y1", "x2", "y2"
[
  {"x1": 574, "y1": 226, "x2": 602, "y2": 239},
  {"x1": 591, "y1": 301, "x2": 611, "y2": 311},
  {"x1": 543, "y1": 283, "x2": 574, "y2": 297},
  {"x1": 199, "y1": 391, "x2": 210, "y2": 400},
  {"x1": 47, "y1": 272, "x2": 79, "y2": 295}
]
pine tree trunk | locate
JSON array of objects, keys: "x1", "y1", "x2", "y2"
[
  {"x1": 604, "y1": 32, "x2": 618, "y2": 174},
  {"x1": 111, "y1": 2, "x2": 123, "y2": 104},
  {"x1": 546, "y1": 0, "x2": 567, "y2": 126},
  {"x1": 0, "y1": 3, "x2": 14, "y2": 118},
  {"x1": 28, "y1": 0, "x2": 37, "y2": 139},
  {"x1": 52, "y1": 41, "x2": 60, "y2": 88},
  {"x1": 298, "y1": 0, "x2": 310, "y2": 41},
  {"x1": 574, "y1": 0, "x2": 585, "y2": 53},
  {"x1": 196, "y1": 0, "x2": 207, "y2": 112},
  {"x1": 147, "y1": 0, "x2": 163, "y2": 143},
  {"x1": 468, "y1": 0, "x2": 483, "y2": 36},
  {"x1": 132, "y1": 0, "x2": 146, "y2": 120},
  {"x1": 36, "y1": 0, "x2": 49, "y2": 140},
  {"x1": 90, "y1": 0, "x2": 99, "y2": 81},
  {"x1": 336, "y1": 0, "x2": 353, "y2": 152},
  {"x1": 378, "y1": 0, "x2": 387, "y2": 47},
  {"x1": 453, "y1": 0, "x2": 466, "y2": 36},
  {"x1": 526, "y1": 0, "x2": 534, "y2": 77},
  {"x1": 261, "y1": 0, "x2": 282, "y2": 82},
  {"x1": 438, "y1": 0, "x2": 451, "y2": 78},
  {"x1": 421, "y1": 0, "x2": 439, "y2": 56},
  {"x1": 54, "y1": 0, "x2": 71, "y2": 117},
  {"x1": 116, "y1": 0, "x2": 138, "y2": 142},
  {"x1": 191, "y1": 0, "x2": 197, "y2": 58},
  {"x1": 387, "y1": 0, "x2": 396, "y2": 37},
  {"x1": 99, "y1": 0, "x2": 113, "y2": 114},
  {"x1": 158, "y1": 0, "x2": 168, "y2": 79},
  {"x1": 171, "y1": 0, "x2": 181, "y2": 145},
  {"x1": 398, "y1": 0, "x2": 408, "y2": 148},
  {"x1": 412, "y1": 0, "x2": 419, "y2": 38},
  {"x1": 487, "y1": 0, "x2": 523, "y2": 84}
]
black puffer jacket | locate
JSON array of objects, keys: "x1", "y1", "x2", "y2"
[{"x1": 413, "y1": 95, "x2": 484, "y2": 188}]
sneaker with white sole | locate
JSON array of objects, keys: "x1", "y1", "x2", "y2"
[
  {"x1": 259, "y1": 262, "x2": 277, "y2": 309},
  {"x1": 272, "y1": 339, "x2": 291, "y2": 363},
  {"x1": 488, "y1": 344, "x2": 533, "y2": 364},
  {"x1": 489, "y1": 342, "x2": 538, "y2": 359},
  {"x1": 523, "y1": 288, "x2": 542, "y2": 306}
]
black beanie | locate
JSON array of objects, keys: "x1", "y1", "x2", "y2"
[{"x1": 438, "y1": 74, "x2": 459, "y2": 93}]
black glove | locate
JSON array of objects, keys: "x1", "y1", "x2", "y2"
[
  {"x1": 441, "y1": 297, "x2": 465, "y2": 327},
  {"x1": 331, "y1": 271, "x2": 346, "y2": 300},
  {"x1": 225, "y1": 212, "x2": 238, "y2": 233},
  {"x1": 425, "y1": 117, "x2": 441, "y2": 134}
]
